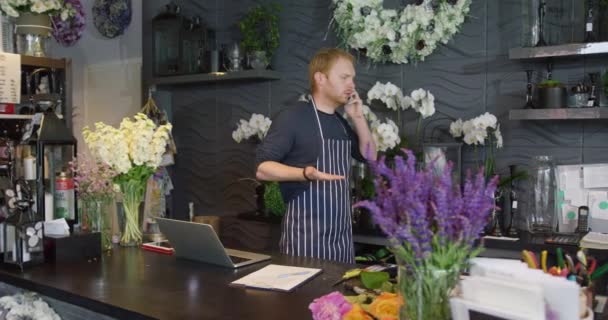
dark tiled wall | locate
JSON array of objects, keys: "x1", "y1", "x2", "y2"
[{"x1": 143, "y1": 0, "x2": 608, "y2": 220}]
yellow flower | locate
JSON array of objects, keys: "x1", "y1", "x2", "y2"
[
  {"x1": 368, "y1": 292, "x2": 403, "y2": 320},
  {"x1": 342, "y1": 304, "x2": 372, "y2": 320}
]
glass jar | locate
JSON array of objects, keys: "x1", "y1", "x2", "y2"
[{"x1": 527, "y1": 155, "x2": 557, "y2": 233}]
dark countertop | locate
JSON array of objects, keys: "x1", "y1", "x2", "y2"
[{"x1": 0, "y1": 248, "x2": 353, "y2": 320}]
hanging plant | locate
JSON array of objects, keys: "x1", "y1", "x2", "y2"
[
  {"x1": 331, "y1": 0, "x2": 471, "y2": 64},
  {"x1": 51, "y1": 0, "x2": 85, "y2": 47}
]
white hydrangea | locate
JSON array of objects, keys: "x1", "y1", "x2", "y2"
[
  {"x1": 450, "y1": 112, "x2": 502, "y2": 148},
  {"x1": 232, "y1": 113, "x2": 272, "y2": 143},
  {"x1": 83, "y1": 113, "x2": 173, "y2": 174}
]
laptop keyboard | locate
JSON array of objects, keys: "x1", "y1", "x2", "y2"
[{"x1": 229, "y1": 255, "x2": 251, "y2": 264}]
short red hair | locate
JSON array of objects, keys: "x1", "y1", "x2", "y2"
[{"x1": 308, "y1": 48, "x2": 354, "y2": 93}]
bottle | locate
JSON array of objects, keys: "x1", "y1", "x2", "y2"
[
  {"x1": 585, "y1": 1, "x2": 595, "y2": 43},
  {"x1": 507, "y1": 165, "x2": 519, "y2": 237}
]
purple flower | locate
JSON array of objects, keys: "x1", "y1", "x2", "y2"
[
  {"x1": 354, "y1": 149, "x2": 498, "y2": 264},
  {"x1": 51, "y1": 0, "x2": 86, "y2": 47},
  {"x1": 69, "y1": 154, "x2": 117, "y2": 202},
  {"x1": 309, "y1": 291, "x2": 352, "y2": 320}
]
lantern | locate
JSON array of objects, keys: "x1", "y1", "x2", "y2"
[
  {"x1": 34, "y1": 112, "x2": 77, "y2": 227},
  {"x1": 2, "y1": 180, "x2": 44, "y2": 269}
]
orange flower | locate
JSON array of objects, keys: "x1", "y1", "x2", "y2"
[
  {"x1": 342, "y1": 304, "x2": 372, "y2": 320},
  {"x1": 368, "y1": 292, "x2": 403, "y2": 320}
]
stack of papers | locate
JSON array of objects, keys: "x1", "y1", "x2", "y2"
[
  {"x1": 231, "y1": 264, "x2": 322, "y2": 292},
  {"x1": 580, "y1": 232, "x2": 608, "y2": 250},
  {"x1": 451, "y1": 258, "x2": 581, "y2": 319}
]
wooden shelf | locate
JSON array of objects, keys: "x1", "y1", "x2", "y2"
[
  {"x1": 21, "y1": 94, "x2": 61, "y2": 102},
  {"x1": 0, "y1": 114, "x2": 33, "y2": 120},
  {"x1": 509, "y1": 41, "x2": 608, "y2": 59},
  {"x1": 151, "y1": 70, "x2": 281, "y2": 85},
  {"x1": 20, "y1": 56, "x2": 67, "y2": 69},
  {"x1": 509, "y1": 107, "x2": 608, "y2": 120}
]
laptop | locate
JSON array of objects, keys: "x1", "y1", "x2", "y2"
[{"x1": 156, "y1": 218, "x2": 271, "y2": 269}]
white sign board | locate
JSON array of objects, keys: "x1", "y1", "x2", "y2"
[{"x1": 0, "y1": 52, "x2": 20, "y2": 104}]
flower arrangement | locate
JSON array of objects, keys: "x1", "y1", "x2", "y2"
[
  {"x1": 51, "y1": 0, "x2": 85, "y2": 47},
  {"x1": 354, "y1": 149, "x2": 498, "y2": 319},
  {"x1": 0, "y1": 0, "x2": 74, "y2": 19},
  {"x1": 232, "y1": 113, "x2": 272, "y2": 143},
  {"x1": 83, "y1": 113, "x2": 172, "y2": 246},
  {"x1": 331, "y1": 0, "x2": 471, "y2": 64},
  {"x1": 449, "y1": 112, "x2": 502, "y2": 178},
  {"x1": 232, "y1": 113, "x2": 285, "y2": 217},
  {"x1": 0, "y1": 293, "x2": 61, "y2": 320},
  {"x1": 92, "y1": 0, "x2": 132, "y2": 39},
  {"x1": 357, "y1": 82, "x2": 435, "y2": 153},
  {"x1": 69, "y1": 155, "x2": 115, "y2": 203},
  {"x1": 310, "y1": 290, "x2": 403, "y2": 320}
]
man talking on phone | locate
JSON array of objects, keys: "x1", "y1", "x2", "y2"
[{"x1": 256, "y1": 48, "x2": 376, "y2": 263}]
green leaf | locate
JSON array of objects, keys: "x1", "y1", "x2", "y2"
[{"x1": 360, "y1": 271, "x2": 389, "y2": 290}]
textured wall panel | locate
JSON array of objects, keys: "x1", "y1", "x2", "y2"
[{"x1": 142, "y1": 0, "x2": 608, "y2": 219}]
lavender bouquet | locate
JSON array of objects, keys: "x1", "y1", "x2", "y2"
[{"x1": 355, "y1": 149, "x2": 498, "y2": 320}]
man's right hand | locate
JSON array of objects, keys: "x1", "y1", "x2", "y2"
[{"x1": 304, "y1": 166, "x2": 344, "y2": 181}]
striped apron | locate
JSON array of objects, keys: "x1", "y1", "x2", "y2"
[{"x1": 279, "y1": 99, "x2": 354, "y2": 263}]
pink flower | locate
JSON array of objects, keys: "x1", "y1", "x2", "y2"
[{"x1": 309, "y1": 291, "x2": 352, "y2": 320}]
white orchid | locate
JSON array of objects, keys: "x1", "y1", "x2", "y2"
[
  {"x1": 450, "y1": 112, "x2": 502, "y2": 149},
  {"x1": 232, "y1": 113, "x2": 272, "y2": 143}
]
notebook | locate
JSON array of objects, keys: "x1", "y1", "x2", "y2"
[
  {"x1": 230, "y1": 264, "x2": 322, "y2": 292},
  {"x1": 156, "y1": 218, "x2": 270, "y2": 269}
]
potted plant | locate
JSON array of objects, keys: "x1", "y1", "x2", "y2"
[
  {"x1": 238, "y1": 3, "x2": 281, "y2": 70},
  {"x1": 537, "y1": 79, "x2": 567, "y2": 108},
  {"x1": 0, "y1": 0, "x2": 76, "y2": 56}
]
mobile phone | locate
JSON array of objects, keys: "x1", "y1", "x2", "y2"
[
  {"x1": 141, "y1": 240, "x2": 174, "y2": 255},
  {"x1": 577, "y1": 206, "x2": 589, "y2": 233}
]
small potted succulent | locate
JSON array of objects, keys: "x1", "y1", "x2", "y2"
[{"x1": 537, "y1": 79, "x2": 567, "y2": 108}]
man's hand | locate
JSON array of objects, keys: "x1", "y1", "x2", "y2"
[
  {"x1": 304, "y1": 166, "x2": 344, "y2": 181},
  {"x1": 344, "y1": 91, "x2": 364, "y2": 120}
]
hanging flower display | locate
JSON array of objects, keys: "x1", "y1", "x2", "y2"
[
  {"x1": 331, "y1": 0, "x2": 471, "y2": 64},
  {"x1": 51, "y1": 0, "x2": 85, "y2": 47}
]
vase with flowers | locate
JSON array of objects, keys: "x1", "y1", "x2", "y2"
[
  {"x1": 69, "y1": 155, "x2": 116, "y2": 250},
  {"x1": 0, "y1": 0, "x2": 77, "y2": 56},
  {"x1": 354, "y1": 150, "x2": 498, "y2": 320},
  {"x1": 232, "y1": 113, "x2": 286, "y2": 218},
  {"x1": 83, "y1": 113, "x2": 172, "y2": 246}
]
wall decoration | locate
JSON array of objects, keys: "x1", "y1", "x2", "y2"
[
  {"x1": 52, "y1": 0, "x2": 86, "y2": 46},
  {"x1": 92, "y1": 0, "x2": 132, "y2": 39},
  {"x1": 331, "y1": 0, "x2": 471, "y2": 64}
]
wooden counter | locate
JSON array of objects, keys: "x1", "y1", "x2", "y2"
[{"x1": 0, "y1": 247, "x2": 352, "y2": 320}]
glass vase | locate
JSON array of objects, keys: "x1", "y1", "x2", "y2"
[
  {"x1": 118, "y1": 180, "x2": 146, "y2": 247},
  {"x1": 83, "y1": 199, "x2": 114, "y2": 251},
  {"x1": 397, "y1": 264, "x2": 459, "y2": 320}
]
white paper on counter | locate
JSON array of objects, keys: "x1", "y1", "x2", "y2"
[
  {"x1": 0, "y1": 52, "x2": 20, "y2": 104},
  {"x1": 583, "y1": 164, "x2": 608, "y2": 189},
  {"x1": 588, "y1": 191, "x2": 608, "y2": 220},
  {"x1": 44, "y1": 218, "x2": 70, "y2": 236}
]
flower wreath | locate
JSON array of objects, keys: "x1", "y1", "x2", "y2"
[
  {"x1": 52, "y1": 0, "x2": 86, "y2": 47},
  {"x1": 332, "y1": 0, "x2": 471, "y2": 64}
]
